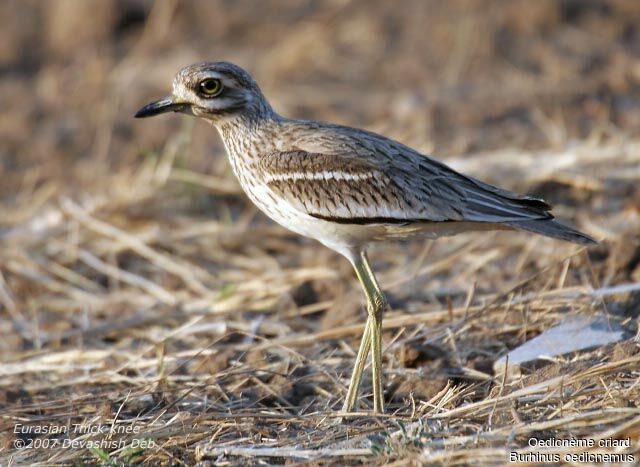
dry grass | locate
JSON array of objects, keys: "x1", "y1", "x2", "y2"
[{"x1": 2, "y1": 1, "x2": 640, "y2": 465}]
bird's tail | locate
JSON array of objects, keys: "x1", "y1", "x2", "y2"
[{"x1": 507, "y1": 219, "x2": 597, "y2": 245}]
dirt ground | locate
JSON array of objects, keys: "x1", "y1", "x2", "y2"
[{"x1": 1, "y1": 0, "x2": 640, "y2": 465}]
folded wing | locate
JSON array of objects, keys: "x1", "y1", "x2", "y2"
[{"x1": 256, "y1": 149, "x2": 553, "y2": 225}]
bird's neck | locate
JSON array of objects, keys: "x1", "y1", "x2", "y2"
[{"x1": 214, "y1": 112, "x2": 283, "y2": 174}]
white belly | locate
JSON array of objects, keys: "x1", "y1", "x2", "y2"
[{"x1": 241, "y1": 180, "x2": 380, "y2": 259}]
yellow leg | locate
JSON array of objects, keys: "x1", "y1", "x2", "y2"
[
  {"x1": 341, "y1": 315, "x2": 372, "y2": 412},
  {"x1": 342, "y1": 251, "x2": 387, "y2": 414}
]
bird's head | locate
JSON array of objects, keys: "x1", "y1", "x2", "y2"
[{"x1": 135, "y1": 61, "x2": 273, "y2": 124}]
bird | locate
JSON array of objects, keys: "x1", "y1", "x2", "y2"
[{"x1": 135, "y1": 61, "x2": 596, "y2": 414}]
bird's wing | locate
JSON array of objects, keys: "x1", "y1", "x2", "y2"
[{"x1": 255, "y1": 149, "x2": 552, "y2": 224}]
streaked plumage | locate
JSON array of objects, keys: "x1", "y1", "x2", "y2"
[{"x1": 135, "y1": 61, "x2": 596, "y2": 414}]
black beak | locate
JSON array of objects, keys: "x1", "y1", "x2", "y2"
[{"x1": 134, "y1": 96, "x2": 190, "y2": 118}]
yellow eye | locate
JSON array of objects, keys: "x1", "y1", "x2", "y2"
[{"x1": 199, "y1": 78, "x2": 222, "y2": 96}]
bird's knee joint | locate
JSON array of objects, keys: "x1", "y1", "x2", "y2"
[{"x1": 367, "y1": 293, "x2": 387, "y2": 318}]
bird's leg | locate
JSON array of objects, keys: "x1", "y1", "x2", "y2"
[
  {"x1": 341, "y1": 315, "x2": 372, "y2": 413},
  {"x1": 361, "y1": 251, "x2": 386, "y2": 413},
  {"x1": 342, "y1": 251, "x2": 387, "y2": 414}
]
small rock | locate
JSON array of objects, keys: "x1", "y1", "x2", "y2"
[{"x1": 494, "y1": 314, "x2": 626, "y2": 378}]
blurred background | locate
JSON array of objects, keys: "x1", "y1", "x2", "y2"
[
  {"x1": 3, "y1": 0, "x2": 640, "y2": 183},
  {"x1": 2, "y1": 1, "x2": 640, "y2": 463}
]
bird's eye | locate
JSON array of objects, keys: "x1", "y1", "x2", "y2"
[{"x1": 199, "y1": 78, "x2": 222, "y2": 96}]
